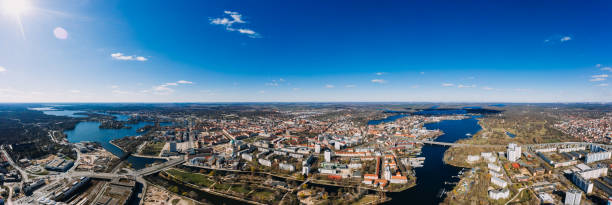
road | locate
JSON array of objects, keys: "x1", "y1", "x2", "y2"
[
  {"x1": 504, "y1": 187, "x2": 526, "y2": 205},
  {"x1": 1, "y1": 146, "x2": 29, "y2": 192}
]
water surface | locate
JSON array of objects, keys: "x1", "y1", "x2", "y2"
[
  {"x1": 371, "y1": 115, "x2": 482, "y2": 204},
  {"x1": 63, "y1": 118, "x2": 170, "y2": 169}
]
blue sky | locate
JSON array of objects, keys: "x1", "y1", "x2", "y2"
[{"x1": 0, "y1": 0, "x2": 610, "y2": 102}]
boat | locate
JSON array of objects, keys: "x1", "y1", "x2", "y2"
[{"x1": 465, "y1": 133, "x2": 472, "y2": 136}]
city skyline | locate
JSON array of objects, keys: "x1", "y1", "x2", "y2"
[{"x1": 0, "y1": 0, "x2": 611, "y2": 102}]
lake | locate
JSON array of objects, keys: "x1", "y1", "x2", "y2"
[
  {"x1": 64, "y1": 120, "x2": 169, "y2": 169},
  {"x1": 37, "y1": 108, "x2": 170, "y2": 169},
  {"x1": 40, "y1": 109, "x2": 88, "y2": 118}
]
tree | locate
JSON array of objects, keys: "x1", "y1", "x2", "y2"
[{"x1": 168, "y1": 186, "x2": 179, "y2": 193}]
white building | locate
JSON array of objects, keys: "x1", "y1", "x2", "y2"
[
  {"x1": 564, "y1": 189, "x2": 581, "y2": 205},
  {"x1": 279, "y1": 163, "x2": 295, "y2": 172},
  {"x1": 577, "y1": 167, "x2": 608, "y2": 179},
  {"x1": 481, "y1": 152, "x2": 493, "y2": 158},
  {"x1": 491, "y1": 176, "x2": 508, "y2": 188},
  {"x1": 559, "y1": 147, "x2": 585, "y2": 153},
  {"x1": 488, "y1": 163, "x2": 501, "y2": 172},
  {"x1": 466, "y1": 155, "x2": 480, "y2": 163},
  {"x1": 539, "y1": 193, "x2": 554, "y2": 204},
  {"x1": 324, "y1": 151, "x2": 332, "y2": 162},
  {"x1": 383, "y1": 166, "x2": 391, "y2": 180},
  {"x1": 241, "y1": 153, "x2": 253, "y2": 162},
  {"x1": 489, "y1": 170, "x2": 503, "y2": 178},
  {"x1": 507, "y1": 143, "x2": 521, "y2": 162},
  {"x1": 334, "y1": 142, "x2": 343, "y2": 150},
  {"x1": 315, "y1": 144, "x2": 321, "y2": 153},
  {"x1": 258, "y1": 158, "x2": 272, "y2": 167},
  {"x1": 585, "y1": 151, "x2": 611, "y2": 163},
  {"x1": 302, "y1": 166, "x2": 310, "y2": 176},
  {"x1": 488, "y1": 189, "x2": 509, "y2": 200}
]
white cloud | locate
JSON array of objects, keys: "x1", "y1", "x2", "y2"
[
  {"x1": 292, "y1": 88, "x2": 301, "y2": 91},
  {"x1": 69, "y1": 90, "x2": 80, "y2": 93},
  {"x1": 0, "y1": 66, "x2": 6, "y2": 72},
  {"x1": 592, "y1": 74, "x2": 608, "y2": 78},
  {"x1": 265, "y1": 82, "x2": 279, "y2": 87},
  {"x1": 560, "y1": 36, "x2": 571, "y2": 42},
  {"x1": 441, "y1": 83, "x2": 454, "y2": 87},
  {"x1": 590, "y1": 78, "x2": 606, "y2": 82},
  {"x1": 596, "y1": 64, "x2": 602, "y2": 68},
  {"x1": 210, "y1": 11, "x2": 260, "y2": 38},
  {"x1": 259, "y1": 90, "x2": 265, "y2": 94},
  {"x1": 53, "y1": 27, "x2": 68, "y2": 40},
  {"x1": 601, "y1": 67, "x2": 612, "y2": 72},
  {"x1": 152, "y1": 86, "x2": 174, "y2": 94},
  {"x1": 375, "y1": 72, "x2": 385, "y2": 76},
  {"x1": 420, "y1": 72, "x2": 425, "y2": 75},
  {"x1": 111, "y1": 53, "x2": 148, "y2": 61},
  {"x1": 513, "y1": 88, "x2": 532, "y2": 92},
  {"x1": 112, "y1": 90, "x2": 130, "y2": 95},
  {"x1": 345, "y1": 84, "x2": 356, "y2": 88},
  {"x1": 411, "y1": 85, "x2": 420, "y2": 88},
  {"x1": 144, "y1": 80, "x2": 193, "y2": 95},
  {"x1": 110, "y1": 85, "x2": 119, "y2": 89},
  {"x1": 457, "y1": 84, "x2": 476, "y2": 88},
  {"x1": 325, "y1": 84, "x2": 335, "y2": 88},
  {"x1": 482, "y1": 86, "x2": 494, "y2": 90},
  {"x1": 177, "y1": 80, "x2": 193, "y2": 84},
  {"x1": 265, "y1": 79, "x2": 287, "y2": 87},
  {"x1": 238, "y1": 29, "x2": 255, "y2": 35},
  {"x1": 596, "y1": 83, "x2": 609, "y2": 87},
  {"x1": 371, "y1": 79, "x2": 387, "y2": 84},
  {"x1": 544, "y1": 35, "x2": 573, "y2": 44}
]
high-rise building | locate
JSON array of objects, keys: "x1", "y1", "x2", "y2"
[
  {"x1": 564, "y1": 189, "x2": 581, "y2": 205},
  {"x1": 507, "y1": 143, "x2": 521, "y2": 162},
  {"x1": 324, "y1": 150, "x2": 332, "y2": 162},
  {"x1": 572, "y1": 174, "x2": 594, "y2": 193},
  {"x1": 302, "y1": 166, "x2": 310, "y2": 176},
  {"x1": 169, "y1": 141, "x2": 177, "y2": 152}
]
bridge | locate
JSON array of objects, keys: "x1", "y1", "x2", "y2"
[
  {"x1": 70, "y1": 158, "x2": 186, "y2": 180},
  {"x1": 408, "y1": 139, "x2": 611, "y2": 150},
  {"x1": 135, "y1": 158, "x2": 186, "y2": 176},
  {"x1": 408, "y1": 139, "x2": 506, "y2": 148}
]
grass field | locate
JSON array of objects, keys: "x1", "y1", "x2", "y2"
[
  {"x1": 166, "y1": 169, "x2": 215, "y2": 187},
  {"x1": 141, "y1": 142, "x2": 166, "y2": 156}
]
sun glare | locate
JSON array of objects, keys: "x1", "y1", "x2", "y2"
[{"x1": 2, "y1": 0, "x2": 31, "y2": 17}]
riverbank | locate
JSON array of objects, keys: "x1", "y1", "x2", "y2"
[{"x1": 109, "y1": 139, "x2": 128, "y2": 153}]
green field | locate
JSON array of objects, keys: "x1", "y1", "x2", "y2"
[
  {"x1": 141, "y1": 142, "x2": 166, "y2": 156},
  {"x1": 166, "y1": 169, "x2": 215, "y2": 187}
]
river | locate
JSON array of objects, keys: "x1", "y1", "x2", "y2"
[{"x1": 375, "y1": 114, "x2": 482, "y2": 204}]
